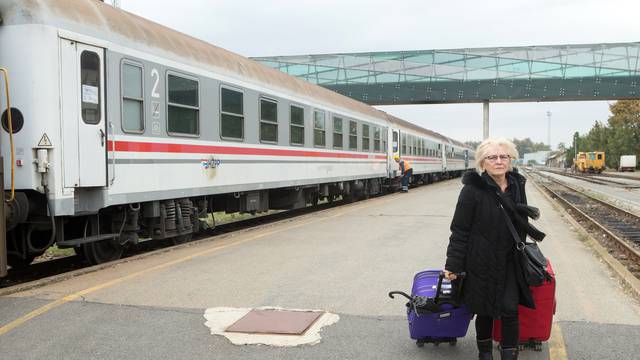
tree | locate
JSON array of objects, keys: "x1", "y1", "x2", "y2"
[
  {"x1": 557, "y1": 142, "x2": 566, "y2": 152},
  {"x1": 565, "y1": 132, "x2": 579, "y2": 167},
  {"x1": 562, "y1": 101, "x2": 640, "y2": 169},
  {"x1": 607, "y1": 100, "x2": 640, "y2": 168},
  {"x1": 511, "y1": 137, "x2": 549, "y2": 158}
]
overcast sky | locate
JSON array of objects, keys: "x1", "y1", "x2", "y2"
[{"x1": 115, "y1": 0, "x2": 639, "y2": 149}]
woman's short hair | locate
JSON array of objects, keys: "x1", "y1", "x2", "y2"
[{"x1": 475, "y1": 138, "x2": 519, "y2": 173}]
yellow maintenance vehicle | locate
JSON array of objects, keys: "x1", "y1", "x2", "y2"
[{"x1": 574, "y1": 151, "x2": 606, "y2": 173}]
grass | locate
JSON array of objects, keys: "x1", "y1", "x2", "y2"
[
  {"x1": 32, "y1": 245, "x2": 76, "y2": 263},
  {"x1": 205, "y1": 210, "x2": 282, "y2": 226}
]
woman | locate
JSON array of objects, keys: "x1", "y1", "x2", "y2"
[{"x1": 443, "y1": 138, "x2": 545, "y2": 360}]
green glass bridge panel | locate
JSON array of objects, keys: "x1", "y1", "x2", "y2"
[{"x1": 253, "y1": 42, "x2": 640, "y2": 104}]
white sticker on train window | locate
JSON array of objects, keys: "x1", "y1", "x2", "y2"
[{"x1": 82, "y1": 85, "x2": 99, "y2": 104}]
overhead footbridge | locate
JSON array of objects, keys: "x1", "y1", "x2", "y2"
[{"x1": 253, "y1": 42, "x2": 640, "y2": 137}]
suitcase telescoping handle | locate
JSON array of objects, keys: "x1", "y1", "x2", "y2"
[
  {"x1": 388, "y1": 291, "x2": 412, "y2": 300},
  {"x1": 435, "y1": 271, "x2": 466, "y2": 304}
]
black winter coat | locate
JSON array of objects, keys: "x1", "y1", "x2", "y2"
[{"x1": 445, "y1": 170, "x2": 535, "y2": 316}]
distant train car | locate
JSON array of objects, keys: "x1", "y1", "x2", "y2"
[
  {"x1": 574, "y1": 152, "x2": 605, "y2": 173},
  {"x1": 0, "y1": 0, "x2": 474, "y2": 272}
]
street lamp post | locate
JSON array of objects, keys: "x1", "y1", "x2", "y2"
[{"x1": 546, "y1": 111, "x2": 552, "y2": 150}]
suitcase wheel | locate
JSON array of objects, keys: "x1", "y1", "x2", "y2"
[
  {"x1": 519, "y1": 340, "x2": 543, "y2": 352},
  {"x1": 416, "y1": 337, "x2": 457, "y2": 347}
]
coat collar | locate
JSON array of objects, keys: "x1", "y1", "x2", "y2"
[{"x1": 462, "y1": 169, "x2": 525, "y2": 190}]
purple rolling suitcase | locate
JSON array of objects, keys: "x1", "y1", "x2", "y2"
[{"x1": 389, "y1": 270, "x2": 473, "y2": 347}]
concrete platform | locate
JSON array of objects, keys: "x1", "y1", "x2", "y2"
[{"x1": 1, "y1": 177, "x2": 639, "y2": 359}]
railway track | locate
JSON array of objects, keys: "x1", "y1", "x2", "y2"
[
  {"x1": 527, "y1": 170, "x2": 640, "y2": 279},
  {"x1": 540, "y1": 168, "x2": 640, "y2": 189}
]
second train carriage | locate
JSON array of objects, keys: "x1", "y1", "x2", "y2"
[{"x1": 0, "y1": 0, "x2": 473, "y2": 271}]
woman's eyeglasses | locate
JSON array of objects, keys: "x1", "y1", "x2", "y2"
[{"x1": 485, "y1": 154, "x2": 511, "y2": 162}]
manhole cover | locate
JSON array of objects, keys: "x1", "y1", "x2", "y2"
[{"x1": 225, "y1": 309, "x2": 324, "y2": 335}]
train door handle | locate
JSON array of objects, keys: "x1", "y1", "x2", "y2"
[{"x1": 100, "y1": 129, "x2": 105, "y2": 146}]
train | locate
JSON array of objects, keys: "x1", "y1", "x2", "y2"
[
  {"x1": 0, "y1": 0, "x2": 474, "y2": 273},
  {"x1": 574, "y1": 152, "x2": 605, "y2": 173}
]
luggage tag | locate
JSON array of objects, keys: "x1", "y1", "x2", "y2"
[
  {"x1": 432, "y1": 283, "x2": 452, "y2": 295},
  {"x1": 438, "y1": 312, "x2": 452, "y2": 319}
]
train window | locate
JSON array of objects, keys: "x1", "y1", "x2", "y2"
[
  {"x1": 401, "y1": 134, "x2": 406, "y2": 155},
  {"x1": 220, "y1": 87, "x2": 244, "y2": 140},
  {"x1": 349, "y1": 120, "x2": 357, "y2": 150},
  {"x1": 382, "y1": 128, "x2": 387, "y2": 153},
  {"x1": 374, "y1": 127, "x2": 380, "y2": 152},
  {"x1": 333, "y1": 117, "x2": 343, "y2": 149},
  {"x1": 81, "y1": 51, "x2": 101, "y2": 124},
  {"x1": 362, "y1": 124, "x2": 370, "y2": 151},
  {"x1": 313, "y1": 110, "x2": 325, "y2": 147},
  {"x1": 290, "y1": 105, "x2": 304, "y2": 146},
  {"x1": 260, "y1": 97, "x2": 278, "y2": 143},
  {"x1": 121, "y1": 62, "x2": 144, "y2": 133},
  {"x1": 410, "y1": 136, "x2": 415, "y2": 155},
  {"x1": 167, "y1": 74, "x2": 199, "y2": 135}
]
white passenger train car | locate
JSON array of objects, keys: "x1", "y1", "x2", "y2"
[{"x1": 0, "y1": 0, "x2": 473, "y2": 270}]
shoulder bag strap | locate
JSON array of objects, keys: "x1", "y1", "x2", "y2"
[{"x1": 498, "y1": 202, "x2": 526, "y2": 251}]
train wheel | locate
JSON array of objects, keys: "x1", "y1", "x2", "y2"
[
  {"x1": 74, "y1": 246, "x2": 85, "y2": 258},
  {"x1": 7, "y1": 253, "x2": 36, "y2": 270},
  {"x1": 310, "y1": 192, "x2": 319, "y2": 207},
  {"x1": 172, "y1": 233, "x2": 192, "y2": 245},
  {"x1": 81, "y1": 239, "x2": 124, "y2": 265}
]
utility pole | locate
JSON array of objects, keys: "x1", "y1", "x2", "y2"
[{"x1": 574, "y1": 132, "x2": 579, "y2": 163}]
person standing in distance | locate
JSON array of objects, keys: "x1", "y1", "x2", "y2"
[
  {"x1": 443, "y1": 138, "x2": 545, "y2": 360},
  {"x1": 394, "y1": 155, "x2": 412, "y2": 192}
]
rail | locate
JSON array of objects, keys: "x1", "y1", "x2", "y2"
[{"x1": 528, "y1": 170, "x2": 640, "y2": 277}]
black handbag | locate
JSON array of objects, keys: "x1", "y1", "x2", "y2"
[{"x1": 499, "y1": 204, "x2": 551, "y2": 286}]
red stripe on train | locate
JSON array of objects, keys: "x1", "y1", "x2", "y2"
[{"x1": 108, "y1": 140, "x2": 387, "y2": 160}]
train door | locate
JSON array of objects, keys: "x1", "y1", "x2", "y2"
[
  {"x1": 390, "y1": 129, "x2": 400, "y2": 177},
  {"x1": 464, "y1": 149, "x2": 469, "y2": 168},
  {"x1": 441, "y1": 144, "x2": 447, "y2": 172},
  {"x1": 392, "y1": 129, "x2": 399, "y2": 156},
  {"x1": 60, "y1": 39, "x2": 107, "y2": 187}
]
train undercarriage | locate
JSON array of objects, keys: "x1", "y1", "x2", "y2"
[
  {"x1": 5, "y1": 172, "x2": 464, "y2": 269},
  {"x1": 5, "y1": 178, "x2": 387, "y2": 268}
]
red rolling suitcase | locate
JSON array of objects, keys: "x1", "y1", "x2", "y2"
[{"x1": 493, "y1": 259, "x2": 556, "y2": 351}]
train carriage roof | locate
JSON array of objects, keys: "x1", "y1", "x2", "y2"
[
  {"x1": 384, "y1": 114, "x2": 448, "y2": 142},
  {"x1": 0, "y1": 0, "x2": 386, "y2": 120},
  {"x1": 1, "y1": 0, "x2": 472, "y2": 149}
]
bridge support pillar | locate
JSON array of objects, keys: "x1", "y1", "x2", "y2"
[
  {"x1": 483, "y1": 101, "x2": 490, "y2": 139},
  {"x1": 0, "y1": 156, "x2": 6, "y2": 277}
]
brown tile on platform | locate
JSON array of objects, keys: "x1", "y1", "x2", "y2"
[{"x1": 225, "y1": 309, "x2": 324, "y2": 335}]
